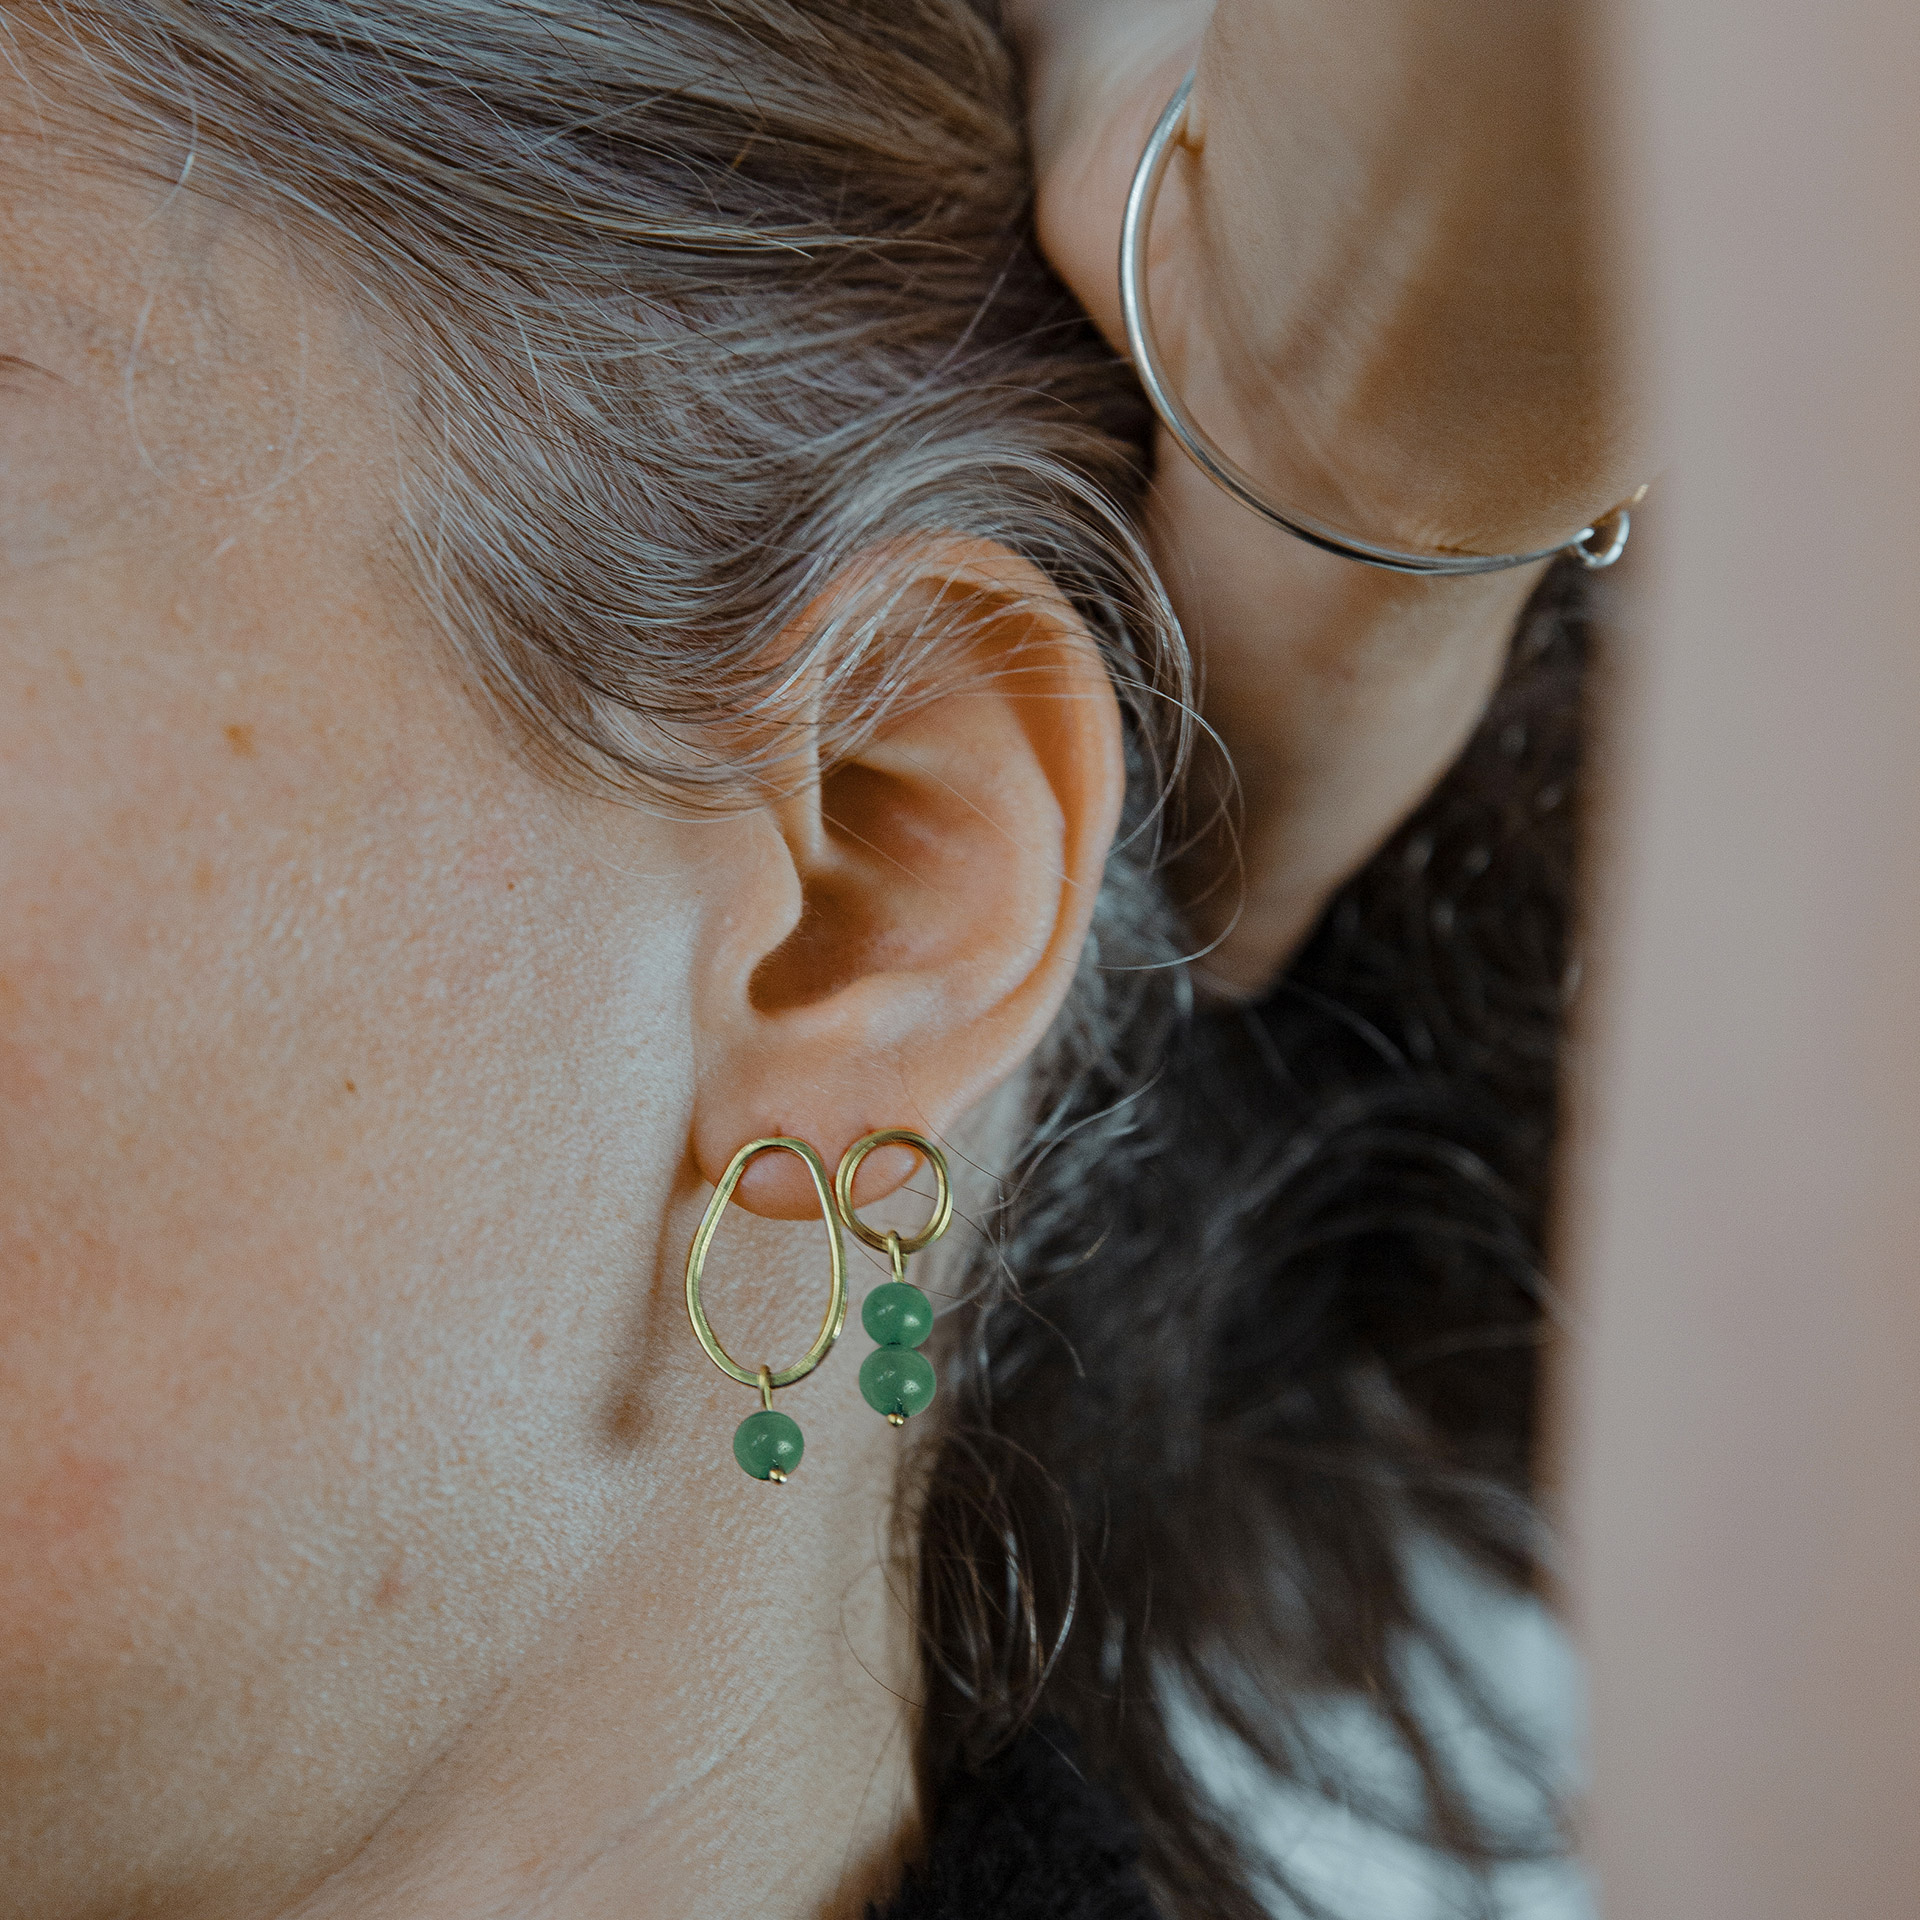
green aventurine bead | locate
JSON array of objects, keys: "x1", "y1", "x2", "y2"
[
  {"x1": 861, "y1": 1280, "x2": 934, "y2": 1350},
  {"x1": 733, "y1": 1408, "x2": 804, "y2": 1481},
  {"x1": 859, "y1": 1345, "x2": 937, "y2": 1422}
]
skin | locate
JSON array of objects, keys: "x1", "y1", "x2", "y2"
[
  {"x1": 1, "y1": 5, "x2": 1639, "y2": 1916},
  {"x1": 0, "y1": 82, "x2": 1122, "y2": 1920}
]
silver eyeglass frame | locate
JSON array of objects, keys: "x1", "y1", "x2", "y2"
[{"x1": 1119, "y1": 72, "x2": 1637, "y2": 577}]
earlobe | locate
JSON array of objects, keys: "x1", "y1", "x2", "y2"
[{"x1": 688, "y1": 537, "x2": 1126, "y2": 1220}]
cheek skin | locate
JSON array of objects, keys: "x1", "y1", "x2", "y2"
[{"x1": 0, "y1": 168, "x2": 706, "y2": 1913}]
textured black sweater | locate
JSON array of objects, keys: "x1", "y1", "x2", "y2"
[{"x1": 872, "y1": 1730, "x2": 1165, "y2": 1920}]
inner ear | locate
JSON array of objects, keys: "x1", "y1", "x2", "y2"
[
  {"x1": 749, "y1": 728, "x2": 1055, "y2": 1017},
  {"x1": 748, "y1": 762, "x2": 913, "y2": 1013},
  {"x1": 692, "y1": 535, "x2": 1124, "y2": 1222}
]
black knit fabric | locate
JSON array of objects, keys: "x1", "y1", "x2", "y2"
[{"x1": 872, "y1": 1728, "x2": 1165, "y2": 1920}]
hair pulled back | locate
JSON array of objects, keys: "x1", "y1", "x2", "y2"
[{"x1": 28, "y1": 4, "x2": 1587, "y2": 1913}]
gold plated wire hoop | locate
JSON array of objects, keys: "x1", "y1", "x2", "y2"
[
  {"x1": 685, "y1": 1137, "x2": 848, "y2": 1392},
  {"x1": 833, "y1": 1129, "x2": 953, "y2": 1258},
  {"x1": 836, "y1": 1130, "x2": 951, "y2": 1429}
]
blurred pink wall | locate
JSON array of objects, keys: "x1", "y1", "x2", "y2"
[{"x1": 1569, "y1": 2, "x2": 1920, "y2": 1913}]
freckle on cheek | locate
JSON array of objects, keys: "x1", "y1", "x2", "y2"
[
  {"x1": 7, "y1": 1452, "x2": 128, "y2": 1557},
  {"x1": 223, "y1": 722, "x2": 257, "y2": 757},
  {"x1": 371, "y1": 1549, "x2": 408, "y2": 1611}
]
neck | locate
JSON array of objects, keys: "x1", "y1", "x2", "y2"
[{"x1": 286, "y1": 1360, "x2": 920, "y2": 1919}]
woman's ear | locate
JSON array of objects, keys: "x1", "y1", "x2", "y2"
[{"x1": 689, "y1": 535, "x2": 1126, "y2": 1220}]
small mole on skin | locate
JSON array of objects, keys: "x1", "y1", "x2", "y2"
[
  {"x1": 372, "y1": 1550, "x2": 408, "y2": 1612},
  {"x1": 344, "y1": 1079, "x2": 358, "y2": 1094},
  {"x1": 224, "y1": 722, "x2": 257, "y2": 758}
]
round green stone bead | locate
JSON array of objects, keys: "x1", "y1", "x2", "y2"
[
  {"x1": 861, "y1": 1280, "x2": 934, "y2": 1350},
  {"x1": 732, "y1": 1408, "x2": 804, "y2": 1481},
  {"x1": 859, "y1": 1345, "x2": 937, "y2": 1422}
]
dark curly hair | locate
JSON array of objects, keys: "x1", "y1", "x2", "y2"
[{"x1": 920, "y1": 562, "x2": 1589, "y2": 1918}]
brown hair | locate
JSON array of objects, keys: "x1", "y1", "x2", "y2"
[{"x1": 28, "y1": 4, "x2": 1583, "y2": 1912}]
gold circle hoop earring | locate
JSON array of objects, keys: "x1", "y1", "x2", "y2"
[
  {"x1": 834, "y1": 1129, "x2": 952, "y2": 1428},
  {"x1": 685, "y1": 1137, "x2": 847, "y2": 1483}
]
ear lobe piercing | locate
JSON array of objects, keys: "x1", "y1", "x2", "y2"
[
  {"x1": 834, "y1": 1129, "x2": 951, "y2": 1429},
  {"x1": 686, "y1": 1127, "x2": 951, "y2": 1481}
]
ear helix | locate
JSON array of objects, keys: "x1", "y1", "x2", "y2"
[
  {"x1": 684, "y1": 1137, "x2": 847, "y2": 1483},
  {"x1": 833, "y1": 1130, "x2": 952, "y2": 1429}
]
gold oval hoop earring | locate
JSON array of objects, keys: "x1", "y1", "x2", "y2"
[
  {"x1": 834, "y1": 1129, "x2": 952, "y2": 1429},
  {"x1": 685, "y1": 1137, "x2": 847, "y2": 1483}
]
